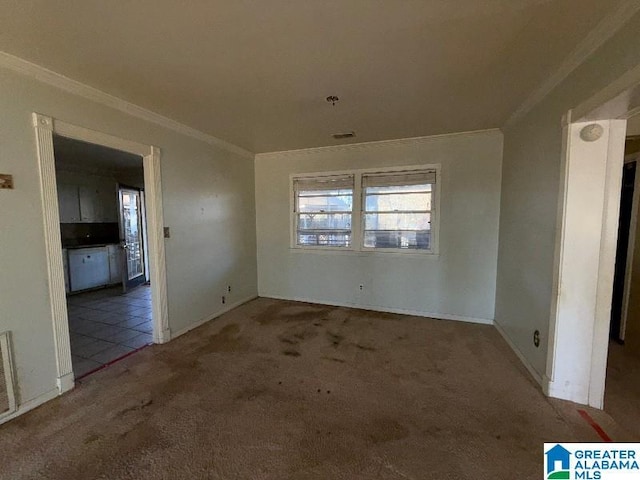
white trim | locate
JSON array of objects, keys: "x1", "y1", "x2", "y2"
[
  {"x1": 545, "y1": 119, "x2": 627, "y2": 409},
  {"x1": 170, "y1": 295, "x2": 258, "y2": 340},
  {"x1": 505, "y1": 0, "x2": 640, "y2": 127},
  {"x1": 32, "y1": 113, "x2": 171, "y2": 400},
  {"x1": 290, "y1": 164, "x2": 440, "y2": 255},
  {"x1": 256, "y1": 129, "x2": 501, "y2": 159},
  {"x1": 33, "y1": 113, "x2": 74, "y2": 394},
  {"x1": 573, "y1": 64, "x2": 640, "y2": 122},
  {"x1": 0, "y1": 388, "x2": 59, "y2": 426},
  {"x1": 0, "y1": 332, "x2": 17, "y2": 416},
  {"x1": 493, "y1": 321, "x2": 543, "y2": 386},
  {"x1": 590, "y1": 119, "x2": 627, "y2": 408},
  {"x1": 0, "y1": 51, "x2": 253, "y2": 159},
  {"x1": 144, "y1": 147, "x2": 171, "y2": 344},
  {"x1": 260, "y1": 294, "x2": 494, "y2": 326}
]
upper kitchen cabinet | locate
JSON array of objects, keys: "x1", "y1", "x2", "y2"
[
  {"x1": 57, "y1": 178, "x2": 118, "y2": 224},
  {"x1": 58, "y1": 183, "x2": 81, "y2": 223},
  {"x1": 79, "y1": 185, "x2": 118, "y2": 223}
]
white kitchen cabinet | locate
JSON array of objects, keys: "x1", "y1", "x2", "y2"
[
  {"x1": 58, "y1": 183, "x2": 118, "y2": 223},
  {"x1": 68, "y1": 247, "x2": 110, "y2": 292},
  {"x1": 80, "y1": 185, "x2": 118, "y2": 223},
  {"x1": 57, "y1": 184, "x2": 81, "y2": 223},
  {"x1": 107, "y1": 244, "x2": 122, "y2": 285}
]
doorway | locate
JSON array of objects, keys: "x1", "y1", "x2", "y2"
[
  {"x1": 119, "y1": 186, "x2": 147, "y2": 292},
  {"x1": 610, "y1": 159, "x2": 637, "y2": 343},
  {"x1": 546, "y1": 79, "x2": 640, "y2": 412},
  {"x1": 604, "y1": 122, "x2": 640, "y2": 437},
  {"x1": 54, "y1": 135, "x2": 154, "y2": 379},
  {"x1": 33, "y1": 113, "x2": 169, "y2": 394}
]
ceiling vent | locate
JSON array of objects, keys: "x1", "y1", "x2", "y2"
[{"x1": 332, "y1": 132, "x2": 356, "y2": 140}]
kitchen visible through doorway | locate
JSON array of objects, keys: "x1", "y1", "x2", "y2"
[{"x1": 53, "y1": 135, "x2": 153, "y2": 379}]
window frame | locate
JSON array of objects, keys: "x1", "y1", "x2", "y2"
[{"x1": 290, "y1": 164, "x2": 440, "y2": 255}]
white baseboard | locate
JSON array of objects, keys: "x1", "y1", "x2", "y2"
[
  {"x1": 57, "y1": 372, "x2": 75, "y2": 393},
  {"x1": 260, "y1": 294, "x2": 494, "y2": 325},
  {"x1": 0, "y1": 387, "x2": 59, "y2": 426},
  {"x1": 544, "y1": 377, "x2": 590, "y2": 407},
  {"x1": 493, "y1": 320, "x2": 543, "y2": 386},
  {"x1": 170, "y1": 294, "x2": 258, "y2": 340}
]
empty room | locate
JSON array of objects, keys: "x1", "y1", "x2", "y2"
[{"x1": 1, "y1": 1, "x2": 640, "y2": 479}]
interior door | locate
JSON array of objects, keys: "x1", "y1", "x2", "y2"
[{"x1": 119, "y1": 187, "x2": 146, "y2": 292}]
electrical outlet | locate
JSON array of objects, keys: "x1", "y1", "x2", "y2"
[
  {"x1": 533, "y1": 330, "x2": 540, "y2": 348},
  {"x1": 163, "y1": 227, "x2": 171, "y2": 239},
  {"x1": 227, "y1": 285, "x2": 232, "y2": 293},
  {"x1": 222, "y1": 295, "x2": 226, "y2": 305},
  {"x1": 359, "y1": 284, "x2": 364, "y2": 291}
]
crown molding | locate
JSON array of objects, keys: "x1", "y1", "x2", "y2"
[
  {"x1": 255, "y1": 128, "x2": 502, "y2": 160},
  {"x1": 0, "y1": 51, "x2": 254, "y2": 159},
  {"x1": 504, "y1": 0, "x2": 640, "y2": 128}
]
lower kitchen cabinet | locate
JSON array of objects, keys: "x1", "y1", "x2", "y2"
[{"x1": 68, "y1": 247, "x2": 110, "y2": 292}]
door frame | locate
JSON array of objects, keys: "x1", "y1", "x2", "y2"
[
  {"x1": 32, "y1": 113, "x2": 170, "y2": 394},
  {"x1": 117, "y1": 184, "x2": 147, "y2": 292},
  {"x1": 618, "y1": 154, "x2": 640, "y2": 342},
  {"x1": 546, "y1": 72, "x2": 640, "y2": 409}
]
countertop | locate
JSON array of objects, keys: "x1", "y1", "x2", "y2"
[{"x1": 63, "y1": 243, "x2": 120, "y2": 250}]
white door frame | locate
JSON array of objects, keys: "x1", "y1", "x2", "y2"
[
  {"x1": 546, "y1": 73, "x2": 640, "y2": 409},
  {"x1": 32, "y1": 113, "x2": 170, "y2": 394}
]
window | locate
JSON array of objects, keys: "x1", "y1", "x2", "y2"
[
  {"x1": 291, "y1": 166, "x2": 437, "y2": 253},
  {"x1": 293, "y1": 174, "x2": 354, "y2": 247},
  {"x1": 362, "y1": 171, "x2": 435, "y2": 251}
]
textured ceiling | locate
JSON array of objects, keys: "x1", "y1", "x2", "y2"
[{"x1": 0, "y1": 0, "x2": 623, "y2": 153}]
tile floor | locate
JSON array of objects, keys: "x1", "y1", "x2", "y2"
[{"x1": 67, "y1": 284, "x2": 153, "y2": 378}]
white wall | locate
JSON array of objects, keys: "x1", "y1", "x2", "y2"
[
  {"x1": 495, "y1": 10, "x2": 640, "y2": 385},
  {"x1": 0, "y1": 66, "x2": 257, "y2": 410},
  {"x1": 255, "y1": 131, "x2": 503, "y2": 322}
]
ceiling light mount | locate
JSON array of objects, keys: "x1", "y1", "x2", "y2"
[
  {"x1": 580, "y1": 123, "x2": 604, "y2": 142},
  {"x1": 326, "y1": 95, "x2": 339, "y2": 106}
]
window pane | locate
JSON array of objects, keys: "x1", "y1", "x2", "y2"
[
  {"x1": 365, "y1": 192, "x2": 431, "y2": 212},
  {"x1": 298, "y1": 233, "x2": 351, "y2": 247},
  {"x1": 298, "y1": 213, "x2": 351, "y2": 230},
  {"x1": 298, "y1": 191, "x2": 353, "y2": 213},
  {"x1": 363, "y1": 230, "x2": 430, "y2": 250},
  {"x1": 365, "y1": 184, "x2": 431, "y2": 194},
  {"x1": 364, "y1": 212, "x2": 431, "y2": 231}
]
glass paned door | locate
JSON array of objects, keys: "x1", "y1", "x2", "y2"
[{"x1": 119, "y1": 187, "x2": 146, "y2": 291}]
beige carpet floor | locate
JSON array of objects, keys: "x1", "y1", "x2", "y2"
[{"x1": 0, "y1": 298, "x2": 635, "y2": 480}]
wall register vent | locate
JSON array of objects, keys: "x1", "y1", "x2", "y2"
[{"x1": 0, "y1": 332, "x2": 17, "y2": 418}]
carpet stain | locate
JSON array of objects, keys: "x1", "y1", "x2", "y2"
[
  {"x1": 255, "y1": 302, "x2": 332, "y2": 325},
  {"x1": 116, "y1": 398, "x2": 153, "y2": 417},
  {"x1": 321, "y1": 356, "x2": 346, "y2": 363},
  {"x1": 326, "y1": 331, "x2": 344, "y2": 347},
  {"x1": 282, "y1": 349, "x2": 301, "y2": 357},
  {"x1": 366, "y1": 418, "x2": 410, "y2": 444},
  {"x1": 194, "y1": 323, "x2": 252, "y2": 354},
  {"x1": 353, "y1": 343, "x2": 376, "y2": 351},
  {"x1": 278, "y1": 325, "x2": 319, "y2": 346},
  {"x1": 234, "y1": 387, "x2": 267, "y2": 401}
]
